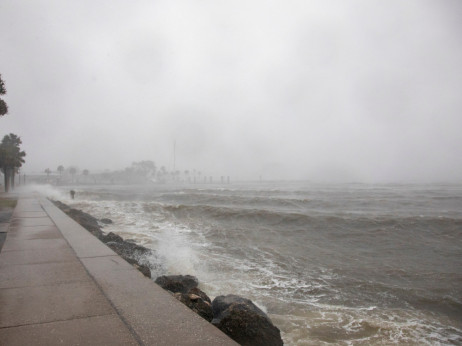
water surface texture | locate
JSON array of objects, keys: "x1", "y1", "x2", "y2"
[{"x1": 57, "y1": 182, "x2": 462, "y2": 345}]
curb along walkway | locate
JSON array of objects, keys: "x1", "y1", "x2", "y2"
[{"x1": 0, "y1": 193, "x2": 237, "y2": 345}]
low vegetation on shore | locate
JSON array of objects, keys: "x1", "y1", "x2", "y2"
[{"x1": 0, "y1": 197, "x2": 17, "y2": 209}]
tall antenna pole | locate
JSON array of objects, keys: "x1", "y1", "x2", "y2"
[{"x1": 173, "y1": 140, "x2": 176, "y2": 171}]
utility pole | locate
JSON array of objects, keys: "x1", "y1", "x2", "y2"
[{"x1": 173, "y1": 140, "x2": 176, "y2": 171}]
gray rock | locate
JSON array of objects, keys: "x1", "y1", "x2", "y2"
[
  {"x1": 189, "y1": 287, "x2": 212, "y2": 304},
  {"x1": 173, "y1": 292, "x2": 213, "y2": 322},
  {"x1": 212, "y1": 294, "x2": 283, "y2": 346},
  {"x1": 155, "y1": 275, "x2": 199, "y2": 294}
]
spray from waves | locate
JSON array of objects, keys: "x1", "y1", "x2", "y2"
[
  {"x1": 31, "y1": 183, "x2": 462, "y2": 345},
  {"x1": 22, "y1": 183, "x2": 70, "y2": 201},
  {"x1": 154, "y1": 220, "x2": 204, "y2": 275},
  {"x1": 51, "y1": 191, "x2": 206, "y2": 278},
  {"x1": 22, "y1": 185, "x2": 184, "y2": 277}
]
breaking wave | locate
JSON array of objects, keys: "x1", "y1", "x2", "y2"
[{"x1": 47, "y1": 182, "x2": 462, "y2": 345}]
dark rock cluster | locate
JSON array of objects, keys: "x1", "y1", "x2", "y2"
[
  {"x1": 52, "y1": 200, "x2": 284, "y2": 345},
  {"x1": 212, "y1": 295, "x2": 283, "y2": 346},
  {"x1": 52, "y1": 200, "x2": 154, "y2": 278},
  {"x1": 103, "y1": 232, "x2": 153, "y2": 278},
  {"x1": 53, "y1": 200, "x2": 103, "y2": 238},
  {"x1": 155, "y1": 275, "x2": 214, "y2": 322},
  {"x1": 155, "y1": 274, "x2": 199, "y2": 294},
  {"x1": 155, "y1": 275, "x2": 283, "y2": 345}
]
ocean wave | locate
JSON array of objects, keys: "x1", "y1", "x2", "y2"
[
  {"x1": 160, "y1": 202, "x2": 462, "y2": 233},
  {"x1": 56, "y1": 183, "x2": 462, "y2": 345},
  {"x1": 159, "y1": 191, "x2": 318, "y2": 211}
]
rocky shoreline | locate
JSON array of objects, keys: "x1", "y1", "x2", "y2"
[{"x1": 51, "y1": 200, "x2": 283, "y2": 346}]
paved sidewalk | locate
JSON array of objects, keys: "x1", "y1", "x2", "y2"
[{"x1": 0, "y1": 193, "x2": 237, "y2": 345}]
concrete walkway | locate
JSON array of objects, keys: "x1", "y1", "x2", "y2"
[{"x1": 0, "y1": 193, "x2": 237, "y2": 345}]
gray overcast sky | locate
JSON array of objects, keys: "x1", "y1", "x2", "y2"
[{"x1": 1, "y1": 0, "x2": 461, "y2": 182}]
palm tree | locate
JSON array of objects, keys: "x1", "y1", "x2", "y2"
[
  {"x1": 0, "y1": 134, "x2": 26, "y2": 192},
  {"x1": 44, "y1": 168, "x2": 51, "y2": 183},
  {"x1": 56, "y1": 165, "x2": 64, "y2": 184},
  {"x1": 0, "y1": 74, "x2": 8, "y2": 117}
]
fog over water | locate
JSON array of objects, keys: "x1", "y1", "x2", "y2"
[{"x1": 1, "y1": 1, "x2": 461, "y2": 182}]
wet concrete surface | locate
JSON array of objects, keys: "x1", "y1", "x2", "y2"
[{"x1": 0, "y1": 193, "x2": 237, "y2": 345}]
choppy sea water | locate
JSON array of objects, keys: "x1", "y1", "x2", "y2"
[{"x1": 44, "y1": 182, "x2": 462, "y2": 345}]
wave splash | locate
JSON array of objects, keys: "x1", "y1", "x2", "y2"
[{"x1": 45, "y1": 182, "x2": 462, "y2": 345}]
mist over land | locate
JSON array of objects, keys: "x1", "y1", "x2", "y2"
[{"x1": 1, "y1": 1, "x2": 461, "y2": 183}]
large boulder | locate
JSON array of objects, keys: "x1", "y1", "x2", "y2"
[
  {"x1": 211, "y1": 295, "x2": 283, "y2": 346},
  {"x1": 173, "y1": 292, "x2": 213, "y2": 322},
  {"x1": 156, "y1": 276, "x2": 213, "y2": 321},
  {"x1": 189, "y1": 287, "x2": 212, "y2": 304},
  {"x1": 155, "y1": 275, "x2": 199, "y2": 294}
]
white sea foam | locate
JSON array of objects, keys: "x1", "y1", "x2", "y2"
[
  {"x1": 35, "y1": 183, "x2": 462, "y2": 345},
  {"x1": 156, "y1": 222, "x2": 201, "y2": 275}
]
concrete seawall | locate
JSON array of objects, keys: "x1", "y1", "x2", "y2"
[{"x1": 0, "y1": 192, "x2": 238, "y2": 345}]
